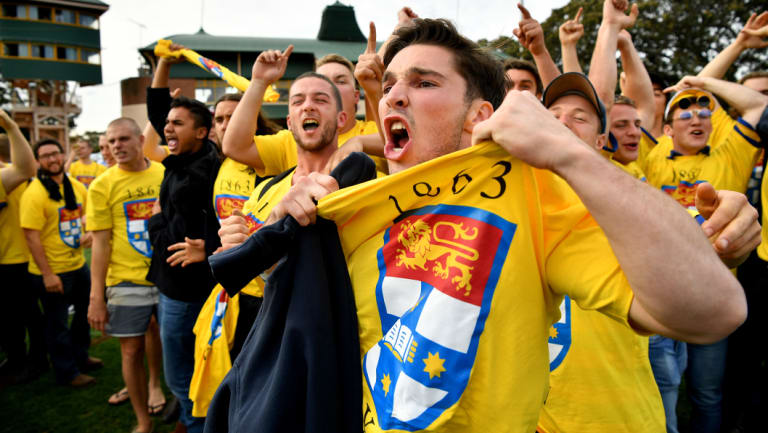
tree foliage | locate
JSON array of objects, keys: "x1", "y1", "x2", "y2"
[{"x1": 479, "y1": 0, "x2": 768, "y2": 83}]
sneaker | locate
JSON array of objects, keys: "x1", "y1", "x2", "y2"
[
  {"x1": 70, "y1": 373, "x2": 96, "y2": 387},
  {"x1": 162, "y1": 396, "x2": 180, "y2": 424}
]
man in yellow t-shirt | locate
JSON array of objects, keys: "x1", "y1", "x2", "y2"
[
  {"x1": 20, "y1": 138, "x2": 98, "y2": 387},
  {"x1": 221, "y1": 50, "x2": 382, "y2": 177},
  {"x1": 67, "y1": 138, "x2": 106, "y2": 188},
  {"x1": 86, "y1": 118, "x2": 165, "y2": 433},
  {"x1": 233, "y1": 20, "x2": 754, "y2": 432},
  {"x1": 0, "y1": 110, "x2": 46, "y2": 383}
]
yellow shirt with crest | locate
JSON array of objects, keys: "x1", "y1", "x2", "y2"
[
  {"x1": 86, "y1": 162, "x2": 164, "y2": 287},
  {"x1": 69, "y1": 160, "x2": 107, "y2": 188},
  {"x1": 20, "y1": 176, "x2": 87, "y2": 274},
  {"x1": 641, "y1": 109, "x2": 761, "y2": 209},
  {"x1": 316, "y1": 141, "x2": 636, "y2": 433}
]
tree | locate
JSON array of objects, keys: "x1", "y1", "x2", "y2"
[{"x1": 480, "y1": 0, "x2": 768, "y2": 83}]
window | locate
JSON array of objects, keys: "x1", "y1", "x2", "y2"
[
  {"x1": 2, "y1": 4, "x2": 27, "y2": 18},
  {"x1": 3, "y1": 42, "x2": 28, "y2": 57},
  {"x1": 29, "y1": 6, "x2": 52, "y2": 21},
  {"x1": 81, "y1": 49, "x2": 100, "y2": 64},
  {"x1": 31, "y1": 44, "x2": 54, "y2": 59},
  {"x1": 78, "y1": 13, "x2": 98, "y2": 29},
  {"x1": 55, "y1": 9, "x2": 75, "y2": 24},
  {"x1": 56, "y1": 46, "x2": 77, "y2": 61}
]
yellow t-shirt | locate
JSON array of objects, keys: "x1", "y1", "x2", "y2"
[
  {"x1": 69, "y1": 160, "x2": 107, "y2": 188},
  {"x1": 20, "y1": 176, "x2": 87, "y2": 274},
  {"x1": 610, "y1": 158, "x2": 647, "y2": 181},
  {"x1": 316, "y1": 141, "x2": 635, "y2": 433},
  {"x1": 213, "y1": 157, "x2": 259, "y2": 222},
  {"x1": 254, "y1": 119, "x2": 381, "y2": 176},
  {"x1": 758, "y1": 165, "x2": 768, "y2": 261},
  {"x1": 0, "y1": 174, "x2": 30, "y2": 265},
  {"x1": 642, "y1": 112, "x2": 761, "y2": 209},
  {"x1": 86, "y1": 162, "x2": 164, "y2": 287},
  {"x1": 538, "y1": 296, "x2": 664, "y2": 433}
]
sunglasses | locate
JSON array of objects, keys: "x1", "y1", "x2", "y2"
[
  {"x1": 677, "y1": 95, "x2": 710, "y2": 110},
  {"x1": 674, "y1": 109, "x2": 712, "y2": 121}
]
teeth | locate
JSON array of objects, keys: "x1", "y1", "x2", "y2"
[
  {"x1": 390, "y1": 121, "x2": 405, "y2": 132},
  {"x1": 303, "y1": 119, "x2": 318, "y2": 126}
]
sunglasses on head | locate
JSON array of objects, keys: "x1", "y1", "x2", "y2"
[
  {"x1": 675, "y1": 109, "x2": 712, "y2": 121},
  {"x1": 677, "y1": 95, "x2": 710, "y2": 110}
]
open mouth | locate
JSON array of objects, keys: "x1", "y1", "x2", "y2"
[
  {"x1": 302, "y1": 119, "x2": 319, "y2": 131},
  {"x1": 390, "y1": 121, "x2": 409, "y2": 150},
  {"x1": 690, "y1": 130, "x2": 704, "y2": 136}
]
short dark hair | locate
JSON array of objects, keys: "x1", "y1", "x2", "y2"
[
  {"x1": 382, "y1": 18, "x2": 507, "y2": 110},
  {"x1": 614, "y1": 95, "x2": 637, "y2": 108},
  {"x1": 169, "y1": 96, "x2": 212, "y2": 134},
  {"x1": 503, "y1": 58, "x2": 543, "y2": 95},
  {"x1": 213, "y1": 92, "x2": 242, "y2": 113},
  {"x1": 290, "y1": 72, "x2": 343, "y2": 112},
  {"x1": 33, "y1": 138, "x2": 63, "y2": 159}
]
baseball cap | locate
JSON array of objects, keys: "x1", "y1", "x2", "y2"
[{"x1": 542, "y1": 72, "x2": 607, "y2": 134}]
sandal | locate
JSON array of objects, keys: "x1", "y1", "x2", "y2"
[
  {"x1": 109, "y1": 387, "x2": 130, "y2": 405},
  {"x1": 148, "y1": 398, "x2": 166, "y2": 416}
]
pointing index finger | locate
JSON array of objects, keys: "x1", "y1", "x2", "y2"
[
  {"x1": 575, "y1": 7, "x2": 583, "y2": 23},
  {"x1": 517, "y1": 3, "x2": 531, "y2": 20},
  {"x1": 367, "y1": 22, "x2": 377, "y2": 53}
]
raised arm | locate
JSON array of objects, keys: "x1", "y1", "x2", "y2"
[
  {"x1": 559, "y1": 7, "x2": 584, "y2": 74},
  {"x1": 698, "y1": 12, "x2": 768, "y2": 79},
  {"x1": 589, "y1": 0, "x2": 639, "y2": 111},
  {"x1": 513, "y1": 3, "x2": 560, "y2": 87},
  {"x1": 667, "y1": 76, "x2": 768, "y2": 126},
  {"x1": 617, "y1": 30, "x2": 655, "y2": 129},
  {"x1": 222, "y1": 46, "x2": 293, "y2": 170},
  {"x1": 149, "y1": 44, "x2": 186, "y2": 138},
  {"x1": 0, "y1": 110, "x2": 35, "y2": 191},
  {"x1": 472, "y1": 90, "x2": 746, "y2": 344}
]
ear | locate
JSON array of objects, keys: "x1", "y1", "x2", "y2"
[
  {"x1": 195, "y1": 127, "x2": 208, "y2": 140},
  {"x1": 138, "y1": 134, "x2": 145, "y2": 147},
  {"x1": 354, "y1": 89, "x2": 360, "y2": 104},
  {"x1": 595, "y1": 133, "x2": 607, "y2": 151},
  {"x1": 337, "y1": 110, "x2": 348, "y2": 130},
  {"x1": 463, "y1": 99, "x2": 494, "y2": 134},
  {"x1": 663, "y1": 123, "x2": 672, "y2": 137},
  {"x1": 286, "y1": 114, "x2": 293, "y2": 130}
]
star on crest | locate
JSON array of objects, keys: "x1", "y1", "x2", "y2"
[
  {"x1": 422, "y1": 351, "x2": 447, "y2": 379},
  {"x1": 549, "y1": 326, "x2": 559, "y2": 339},
  {"x1": 381, "y1": 373, "x2": 392, "y2": 396}
]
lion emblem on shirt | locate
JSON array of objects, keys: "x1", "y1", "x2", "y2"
[{"x1": 395, "y1": 219, "x2": 479, "y2": 296}]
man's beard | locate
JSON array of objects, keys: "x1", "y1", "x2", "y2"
[
  {"x1": 293, "y1": 121, "x2": 337, "y2": 153},
  {"x1": 41, "y1": 163, "x2": 63, "y2": 176}
]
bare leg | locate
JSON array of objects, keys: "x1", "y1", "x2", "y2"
[
  {"x1": 120, "y1": 336, "x2": 152, "y2": 432},
  {"x1": 145, "y1": 316, "x2": 165, "y2": 410}
]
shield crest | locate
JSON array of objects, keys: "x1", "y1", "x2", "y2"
[
  {"x1": 363, "y1": 204, "x2": 516, "y2": 431},
  {"x1": 662, "y1": 179, "x2": 704, "y2": 209},
  {"x1": 124, "y1": 199, "x2": 154, "y2": 257},
  {"x1": 58, "y1": 205, "x2": 83, "y2": 248},
  {"x1": 200, "y1": 56, "x2": 224, "y2": 78},
  {"x1": 214, "y1": 194, "x2": 247, "y2": 222},
  {"x1": 548, "y1": 297, "x2": 572, "y2": 371}
]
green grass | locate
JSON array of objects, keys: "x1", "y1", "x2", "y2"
[{"x1": 0, "y1": 333, "x2": 176, "y2": 433}]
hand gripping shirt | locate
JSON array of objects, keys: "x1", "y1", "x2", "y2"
[
  {"x1": 189, "y1": 171, "x2": 289, "y2": 416},
  {"x1": 0, "y1": 175, "x2": 30, "y2": 265},
  {"x1": 642, "y1": 110, "x2": 761, "y2": 209},
  {"x1": 254, "y1": 120, "x2": 383, "y2": 176},
  {"x1": 316, "y1": 141, "x2": 635, "y2": 433},
  {"x1": 68, "y1": 159, "x2": 107, "y2": 188},
  {"x1": 86, "y1": 162, "x2": 164, "y2": 286},
  {"x1": 19, "y1": 176, "x2": 87, "y2": 275}
]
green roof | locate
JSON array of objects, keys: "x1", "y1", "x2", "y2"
[{"x1": 140, "y1": 31, "x2": 377, "y2": 64}]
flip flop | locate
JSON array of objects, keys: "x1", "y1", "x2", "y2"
[
  {"x1": 109, "y1": 387, "x2": 130, "y2": 405},
  {"x1": 148, "y1": 399, "x2": 166, "y2": 416}
]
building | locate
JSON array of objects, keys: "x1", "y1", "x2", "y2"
[
  {"x1": 1, "y1": 0, "x2": 108, "y2": 145},
  {"x1": 122, "y1": 1, "x2": 371, "y2": 126}
]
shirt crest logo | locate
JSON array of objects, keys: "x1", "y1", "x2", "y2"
[
  {"x1": 58, "y1": 205, "x2": 82, "y2": 248},
  {"x1": 215, "y1": 194, "x2": 247, "y2": 222},
  {"x1": 662, "y1": 180, "x2": 705, "y2": 209},
  {"x1": 124, "y1": 199, "x2": 154, "y2": 257},
  {"x1": 364, "y1": 204, "x2": 516, "y2": 431},
  {"x1": 548, "y1": 297, "x2": 572, "y2": 371}
]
